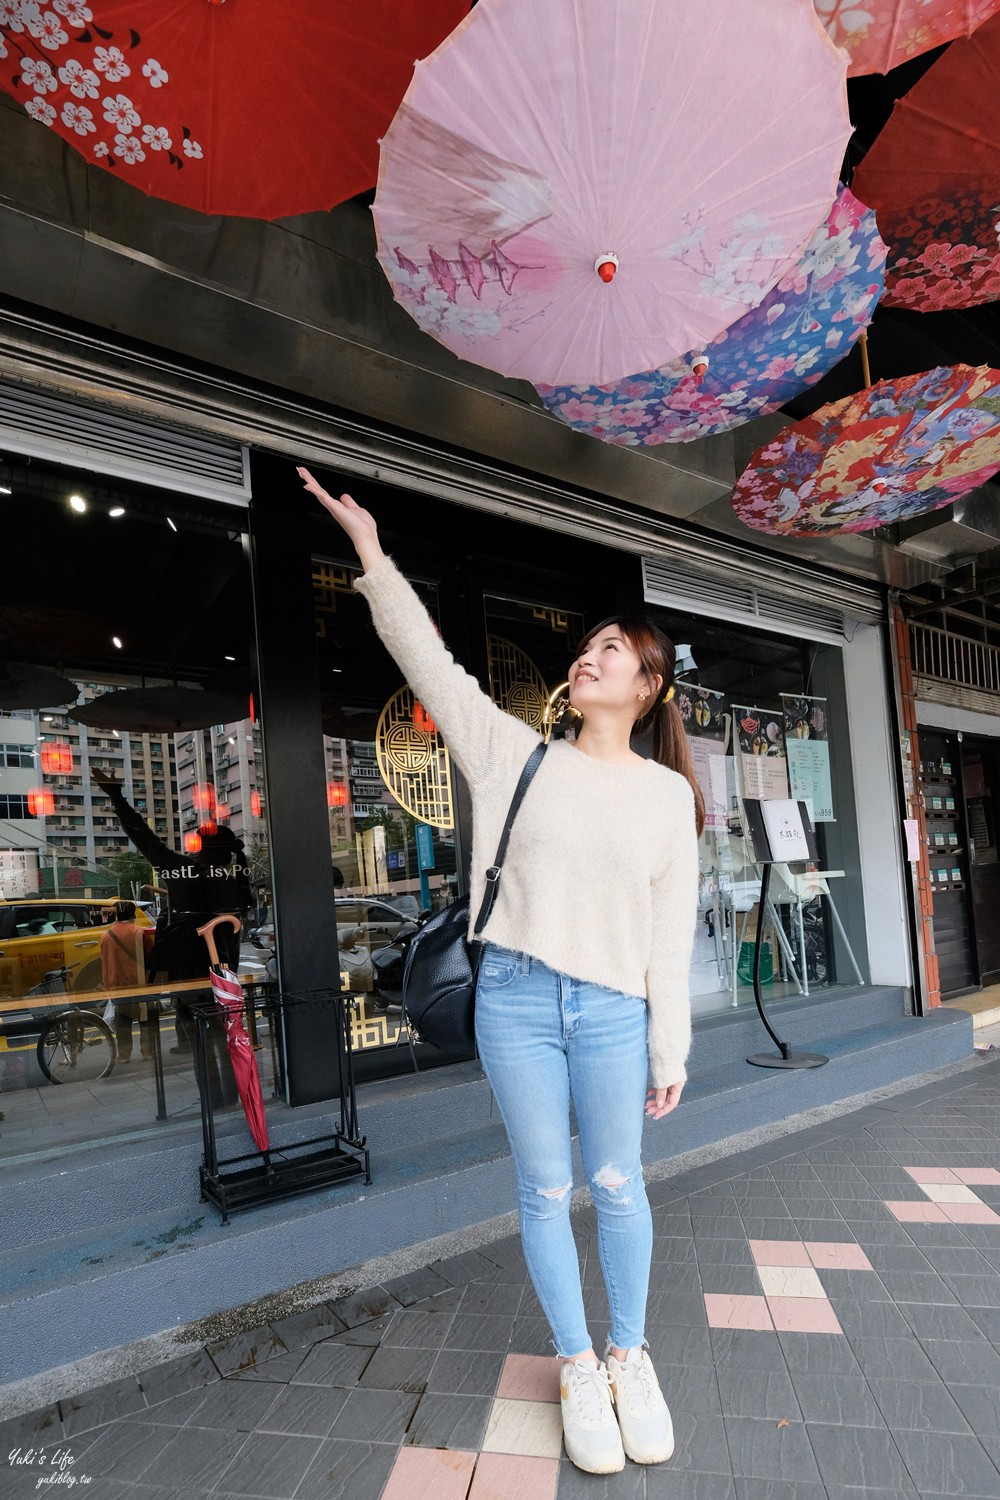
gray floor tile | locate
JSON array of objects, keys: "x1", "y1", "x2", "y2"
[
  {"x1": 894, "y1": 1301, "x2": 985, "y2": 1341},
  {"x1": 693, "y1": 1216, "x2": 748, "y2": 1240},
  {"x1": 381, "y1": 1266, "x2": 452, "y2": 1307},
  {"x1": 876, "y1": 1269, "x2": 959, "y2": 1304},
  {"x1": 828, "y1": 1299, "x2": 914, "y2": 1338},
  {"x1": 224, "y1": 1350, "x2": 309, "y2": 1386},
  {"x1": 647, "y1": 1472, "x2": 736, "y2": 1500},
  {"x1": 817, "y1": 1270, "x2": 892, "y2": 1302},
  {"x1": 805, "y1": 1421, "x2": 912, "y2": 1490},
  {"x1": 659, "y1": 1362, "x2": 722, "y2": 1415},
  {"x1": 212, "y1": 1430, "x2": 322, "y2": 1497},
  {"x1": 651, "y1": 1325, "x2": 715, "y2": 1367},
  {"x1": 69, "y1": 1421, "x2": 176, "y2": 1483},
  {"x1": 327, "y1": 1286, "x2": 399, "y2": 1329},
  {"x1": 60, "y1": 1376, "x2": 146, "y2": 1437},
  {"x1": 847, "y1": 1337, "x2": 939, "y2": 1381},
  {"x1": 850, "y1": 1224, "x2": 918, "y2": 1246},
  {"x1": 733, "y1": 1483, "x2": 826, "y2": 1500},
  {"x1": 252, "y1": 1384, "x2": 349, "y2": 1437},
  {"x1": 507, "y1": 1315, "x2": 552, "y2": 1355},
  {"x1": 290, "y1": 1342, "x2": 374, "y2": 1388},
  {"x1": 717, "y1": 1366, "x2": 800, "y2": 1420},
  {"x1": 697, "y1": 1265, "x2": 762, "y2": 1296},
  {"x1": 778, "y1": 1332, "x2": 863, "y2": 1376},
  {"x1": 739, "y1": 1218, "x2": 810, "y2": 1241},
  {"x1": 791, "y1": 1373, "x2": 885, "y2": 1427},
  {"x1": 922, "y1": 1337, "x2": 1000, "y2": 1385},
  {"x1": 177, "y1": 1380, "x2": 283, "y2": 1432},
  {"x1": 139, "y1": 1423, "x2": 250, "y2": 1490},
  {"x1": 710, "y1": 1329, "x2": 788, "y2": 1373},
  {"x1": 823, "y1": 1483, "x2": 917, "y2": 1499},
  {"x1": 267, "y1": 1303, "x2": 346, "y2": 1351},
  {"x1": 405, "y1": 1285, "x2": 466, "y2": 1316},
  {"x1": 923, "y1": 1247, "x2": 995, "y2": 1275},
  {"x1": 782, "y1": 1198, "x2": 845, "y2": 1220},
  {"x1": 404, "y1": 1390, "x2": 491, "y2": 1449},
  {"x1": 138, "y1": 1351, "x2": 221, "y2": 1408},
  {"x1": 425, "y1": 1347, "x2": 504, "y2": 1397},
  {"x1": 861, "y1": 1245, "x2": 932, "y2": 1272},
  {"x1": 557, "y1": 1459, "x2": 646, "y2": 1499},
  {"x1": 906, "y1": 1224, "x2": 982, "y2": 1248},
  {"x1": 292, "y1": 1438, "x2": 396, "y2": 1500},
  {"x1": 124, "y1": 1386, "x2": 215, "y2": 1427},
  {"x1": 724, "y1": 1417, "x2": 821, "y2": 1483},
  {"x1": 646, "y1": 1260, "x2": 704, "y2": 1294},
  {"x1": 207, "y1": 1327, "x2": 288, "y2": 1379},
  {"x1": 323, "y1": 1321, "x2": 390, "y2": 1349},
  {"x1": 441, "y1": 1312, "x2": 515, "y2": 1352},
  {"x1": 867, "y1": 1376, "x2": 972, "y2": 1434},
  {"x1": 942, "y1": 1274, "x2": 1000, "y2": 1309},
  {"x1": 650, "y1": 1236, "x2": 698, "y2": 1263},
  {"x1": 667, "y1": 1412, "x2": 733, "y2": 1475},
  {"x1": 327, "y1": 1387, "x2": 420, "y2": 1444},
  {"x1": 893, "y1": 1429, "x2": 1000, "y2": 1498},
  {"x1": 430, "y1": 1249, "x2": 506, "y2": 1286},
  {"x1": 645, "y1": 1290, "x2": 709, "y2": 1326},
  {"x1": 0, "y1": 1404, "x2": 63, "y2": 1450},
  {"x1": 695, "y1": 1239, "x2": 757, "y2": 1266},
  {"x1": 784, "y1": 1219, "x2": 858, "y2": 1243},
  {"x1": 457, "y1": 1280, "x2": 523, "y2": 1317},
  {"x1": 378, "y1": 1308, "x2": 458, "y2": 1351},
  {"x1": 356, "y1": 1344, "x2": 431, "y2": 1394},
  {"x1": 967, "y1": 1305, "x2": 1000, "y2": 1341}
]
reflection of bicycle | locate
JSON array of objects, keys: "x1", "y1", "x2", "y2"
[{"x1": 34, "y1": 972, "x2": 116, "y2": 1083}]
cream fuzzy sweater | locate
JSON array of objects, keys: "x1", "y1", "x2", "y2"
[{"x1": 355, "y1": 556, "x2": 699, "y2": 1087}]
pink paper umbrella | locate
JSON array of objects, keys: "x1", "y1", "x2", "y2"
[
  {"x1": 373, "y1": 0, "x2": 852, "y2": 388},
  {"x1": 815, "y1": 0, "x2": 1000, "y2": 76}
]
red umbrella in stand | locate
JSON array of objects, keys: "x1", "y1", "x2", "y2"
[
  {"x1": 197, "y1": 915, "x2": 269, "y2": 1154},
  {"x1": 0, "y1": 0, "x2": 469, "y2": 219}
]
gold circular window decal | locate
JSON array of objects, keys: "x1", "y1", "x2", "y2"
[{"x1": 376, "y1": 686, "x2": 455, "y2": 830}]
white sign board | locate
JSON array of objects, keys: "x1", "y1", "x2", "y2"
[
  {"x1": 0, "y1": 849, "x2": 39, "y2": 898},
  {"x1": 760, "y1": 800, "x2": 812, "y2": 863}
]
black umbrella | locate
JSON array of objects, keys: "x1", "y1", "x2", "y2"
[
  {"x1": 71, "y1": 686, "x2": 250, "y2": 733},
  {"x1": 0, "y1": 663, "x2": 77, "y2": 711}
]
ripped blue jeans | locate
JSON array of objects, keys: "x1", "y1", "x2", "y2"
[{"x1": 475, "y1": 944, "x2": 652, "y2": 1356}]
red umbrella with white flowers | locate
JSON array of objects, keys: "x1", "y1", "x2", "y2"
[{"x1": 0, "y1": 0, "x2": 469, "y2": 219}]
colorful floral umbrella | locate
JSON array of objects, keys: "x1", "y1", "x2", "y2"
[
  {"x1": 731, "y1": 364, "x2": 1000, "y2": 536},
  {"x1": 852, "y1": 11, "x2": 1000, "y2": 310},
  {"x1": 815, "y1": 0, "x2": 1000, "y2": 76},
  {"x1": 373, "y1": 0, "x2": 851, "y2": 387},
  {"x1": 0, "y1": 0, "x2": 469, "y2": 219},
  {"x1": 535, "y1": 186, "x2": 885, "y2": 447}
]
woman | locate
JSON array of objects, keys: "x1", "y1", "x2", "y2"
[{"x1": 300, "y1": 467, "x2": 702, "y2": 1476}]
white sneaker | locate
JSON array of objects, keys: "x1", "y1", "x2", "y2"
[
  {"x1": 606, "y1": 1347, "x2": 675, "y2": 1464},
  {"x1": 558, "y1": 1359, "x2": 626, "y2": 1474}
]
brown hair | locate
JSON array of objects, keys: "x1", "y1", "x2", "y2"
[{"x1": 575, "y1": 616, "x2": 706, "y2": 836}]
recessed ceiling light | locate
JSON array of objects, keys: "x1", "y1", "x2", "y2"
[
  {"x1": 224, "y1": 654, "x2": 236, "y2": 662},
  {"x1": 70, "y1": 494, "x2": 87, "y2": 513},
  {"x1": 112, "y1": 636, "x2": 123, "y2": 649},
  {"x1": 109, "y1": 507, "x2": 125, "y2": 518},
  {"x1": 0, "y1": 485, "x2": 11, "y2": 495},
  {"x1": 112, "y1": 730, "x2": 120, "y2": 738},
  {"x1": 42, "y1": 715, "x2": 54, "y2": 723},
  {"x1": 167, "y1": 516, "x2": 178, "y2": 532}
]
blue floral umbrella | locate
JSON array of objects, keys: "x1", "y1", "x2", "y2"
[{"x1": 536, "y1": 185, "x2": 886, "y2": 447}]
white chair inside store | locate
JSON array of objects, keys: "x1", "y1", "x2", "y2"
[
  {"x1": 716, "y1": 866, "x2": 804, "y2": 1005},
  {"x1": 769, "y1": 863, "x2": 865, "y2": 996}
]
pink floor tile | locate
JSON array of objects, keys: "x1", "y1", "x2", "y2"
[
  {"x1": 940, "y1": 1202, "x2": 1000, "y2": 1224},
  {"x1": 497, "y1": 1354, "x2": 560, "y2": 1404},
  {"x1": 748, "y1": 1239, "x2": 811, "y2": 1268},
  {"x1": 767, "y1": 1297, "x2": 843, "y2": 1334},
  {"x1": 885, "y1": 1200, "x2": 949, "y2": 1222},
  {"x1": 469, "y1": 1452, "x2": 559, "y2": 1500},
  {"x1": 704, "y1": 1293, "x2": 774, "y2": 1330},
  {"x1": 904, "y1": 1167, "x2": 959, "y2": 1184},
  {"x1": 382, "y1": 1447, "x2": 478, "y2": 1500},
  {"x1": 953, "y1": 1168, "x2": 1000, "y2": 1185},
  {"x1": 804, "y1": 1242, "x2": 874, "y2": 1271}
]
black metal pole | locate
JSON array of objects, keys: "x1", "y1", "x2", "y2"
[{"x1": 747, "y1": 863, "x2": 829, "y2": 1070}]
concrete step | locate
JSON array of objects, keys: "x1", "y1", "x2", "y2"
[{"x1": 0, "y1": 1004, "x2": 973, "y2": 1386}]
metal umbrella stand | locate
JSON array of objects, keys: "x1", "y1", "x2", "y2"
[{"x1": 193, "y1": 919, "x2": 370, "y2": 1222}]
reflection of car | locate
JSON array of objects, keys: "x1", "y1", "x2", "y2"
[
  {"x1": 254, "y1": 899, "x2": 420, "y2": 1000},
  {"x1": 0, "y1": 898, "x2": 154, "y2": 999}
]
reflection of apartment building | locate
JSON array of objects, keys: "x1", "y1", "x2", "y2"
[
  {"x1": 347, "y1": 740, "x2": 387, "y2": 819},
  {"x1": 1, "y1": 685, "x2": 180, "y2": 886},
  {"x1": 174, "y1": 720, "x2": 263, "y2": 840}
]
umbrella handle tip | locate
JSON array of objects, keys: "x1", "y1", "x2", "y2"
[{"x1": 595, "y1": 253, "x2": 619, "y2": 283}]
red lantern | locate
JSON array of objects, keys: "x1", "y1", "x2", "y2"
[
  {"x1": 200, "y1": 819, "x2": 219, "y2": 837},
  {"x1": 184, "y1": 831, "x2": 203, "y2": 854},
  {"x1": 412, "y1": 702, "x2": 437, "y2": 734},
  {"x1": 216, "y1": 801, "x2": 230, "y2": 821},
  {"x1": 40, "y1": 741, "x2": 73, "y2": 774},
  {"x1": 327, "y1": 780, "x2": 348, "y2": 808},
  {"x1": 28, "y1": 788, "x2": 55, "y2": 817},
  {"x1": 249, "y1": 691, "x2": 256, "y2": 725},
  {"x1": 192, "y1": 781, "x2": 216, "y2": 816},
  {"x1": 250, "y1": 790, "x2": 262, "y2": 819}
]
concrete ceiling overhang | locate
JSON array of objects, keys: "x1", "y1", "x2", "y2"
[{"x1": 0, "y1": 96, "x2": 986, "y2": 597}]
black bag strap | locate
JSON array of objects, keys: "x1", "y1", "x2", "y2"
[{"x1": 473, "y1": 741, "x2": 548, "y2": 936}]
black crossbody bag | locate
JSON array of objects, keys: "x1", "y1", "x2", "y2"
[{"x1": 401, "y1": 742, "x2": 547, "y2": 1054}]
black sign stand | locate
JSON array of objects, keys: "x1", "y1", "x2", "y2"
[{"x1": 740, "y1": 800, "x2": 828, "y2": 1071}]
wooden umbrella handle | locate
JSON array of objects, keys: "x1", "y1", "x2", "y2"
[{"x1": 196, "y1": 913, "x2": 241, "y2": 968}]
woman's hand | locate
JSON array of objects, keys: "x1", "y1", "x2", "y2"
[
  {"x1": 92, "y1": 767, "x2": 121, "y2": 793},
  {"x1": 645, "y1": 1082, "x2": 684, "y2": 1119},
  {"x1": 297, "y1": 467, "x2": 384, "y2": 572}
]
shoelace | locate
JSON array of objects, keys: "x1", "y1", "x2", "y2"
[
  {"x1": 616, "y1": 1354, "x2": 659, "y2": 1411},
  {"x1": 564, "y1": 1361, "x2": 614, "y2": 1427}
]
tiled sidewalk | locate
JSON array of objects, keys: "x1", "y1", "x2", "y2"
[{"x1": 5, "y1": 1057, "x2": 1000, "y2": 1500}]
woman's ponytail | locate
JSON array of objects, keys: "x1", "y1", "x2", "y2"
[{"x1": 651, "y1": 695, "x2": 706, "y2": 836}]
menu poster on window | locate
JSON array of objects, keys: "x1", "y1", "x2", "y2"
[
  {"x1": 0, "y1": 849, "x2": 39, "y2": 898},
  {"x1": 677, "y1": 683, "x2": 728, "y2": 830},
  {"x1": 781, "y1": 694, "x2": 834, "y2": 823},
  {"x1": 734, "y1": 706, "x2": 790, "y2": 800}
]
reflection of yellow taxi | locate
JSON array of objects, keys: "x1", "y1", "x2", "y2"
[{"x1": 0, "y1": 899, "x2": 154, "y2": 999}]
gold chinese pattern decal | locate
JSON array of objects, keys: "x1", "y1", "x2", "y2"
[
  {"x1": 531, "y1": 606, "x2": 572, "y2": 636},
  {"x1": 488, "y1": 635, "x2": 549, "y2": 730},
  {"x1": 313, "y1": 561, "x2": 358, "y2": 640},
  {"x1": 376, "y1": 686, "x2": 455, "y2": 830}
]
